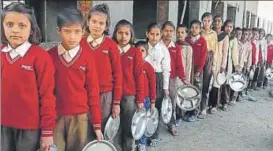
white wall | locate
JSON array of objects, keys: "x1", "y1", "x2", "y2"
[
  {"x1": 198, "y1": 0, "x2": 212, "y2": 20},
  {"x1": 168, "y1": 1, "x2": 178, "y2": 27},
  {"x1": 92, "y1": 1, "x2": 133, "y2": 36}
]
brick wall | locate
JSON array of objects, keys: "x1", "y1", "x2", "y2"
[{"x1": 157, "y1": 0, "x2": 169, "y2": 25}]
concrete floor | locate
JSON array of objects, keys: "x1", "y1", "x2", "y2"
[{"x1": 148, "y1": 84, "x2": 273, "y2": 151}]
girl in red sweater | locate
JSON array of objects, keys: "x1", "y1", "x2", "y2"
[
  {"x1": 1, "y1": 2, "x2": 56, "y2": 151},
  {"x1": 112, "y1": 19, "x2": 144, "y2": 151},
  {"x1": 80, "y1": 4, "x2": 123, "y2": 133},
  {"x1": 48, "y1": 8, "x2": 103, "y2": 151},
  {"x1": 135, "y1": 41, "x2": 157, "y2": 151}
]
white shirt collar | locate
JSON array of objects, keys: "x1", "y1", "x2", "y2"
[
  {"x1": 87, "y1": 34, "x2": 104, "y2": 45},
  {"x1": 191, "y1": 35, "x2": 200, "y2": 42},
  {"x1": 160, "y1": 40, "x2": 175, "y2": 48},
  {"x1": 119, "y1": 44, "x2": 131, "y2": 54},
  {"x1": 58, "y1": 44, "x2": 80, "y2": 58},
  {"x1": 2, "y1": 41, "x2": 32, "y2": 57}
]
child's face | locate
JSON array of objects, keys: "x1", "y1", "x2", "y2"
[
  {"x1": 57, "y1": 24, "x2": 83, "y2": 50},
  {"x1": 116, "y1": 25, "x2": 131, "y2": 47},
  {"x1": 190, "y1": 24, "x2": 200, "y2": 36},
  {"x1": 236, "y1": 30, "x2": 242, "y2": 41},
  {"x1": 146, "y1": 27, "x2": 161, "y2": 46},
  {"x1": 137, "y1": 45, "x2": 147, "y2": 59},
  {"x1": 177, "y1": 27, "x2": 187, "y2": 41},
  {"x1": 266, "y1": 36, "x2": 272, "y2": 44},
  {"x1": 3, "y1": 12, "x2": 31, "y2": 48},
  {"x1": 259, "y1": 30, "x2": 265, "y2": 40},
  {"x1": 252, "y1": 31, "x2": 259, "y2": 40},
  {"x1": 224, "y1": 23, "x2": 233, "y2": 34},
  {"x1": 241, "y1": 31, "x2": 249, "y2": 41},
  {"x1": 162, "y1": 25, "x2": 174, "y2": 41},
  {"x1": 213, "y1": 17, "x2": 222, "y2": 29},
  {"x1": 202, "y1": 16, "x2": 212, "y2": 29},
  {"x1": 248, "y1": 31, "x2": 252, "y2": 41},
  {"x1": 88, "y1": 13, "x2": 107, "y2": 38}
]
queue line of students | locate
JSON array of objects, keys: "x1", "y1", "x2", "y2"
[{"x1": 1, "y1": 2, "x2": 273, "y2": 151}]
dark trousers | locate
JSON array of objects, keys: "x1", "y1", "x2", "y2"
[
  {"x1": 250, "y1": 65, "x2": 260, "y2": 89},
  {"x1": 168, "y1": 78, "x2": 177, "y2": 129},
  {"x1": 100, "y1": 91, "x2": 113, "y2": 133},
  {"x1": 151, "y1": 73, "x2": 164, "y2": 140},
  {"x1": 220, "y1": 83, "x2": 231, "y2": 105},
  {"x1": 208, "y1": 87, "x2": 220, "y2": 108},
  {"x1": 1, "y1": 126, "x2": 40, "y2": 151},
  {"x1": 257, "y1": 64, "x2": 265, "y2": 87},
  {"x1": 201, "y1": 52, "x2": 213, "y2": 111},
  {"x1": 114, "y1": 95, "x2": 137, "y2": 151}
]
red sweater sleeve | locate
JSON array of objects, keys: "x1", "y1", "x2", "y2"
[
  {"x1": 251, "y1": 42, "x2": 256, "y2": 65},
  {"x1": 176, "y1": 44, "x2": 186, "y2": 80},
  {"x1": 109, "y1": 42, "x2": 123, "y2": 103},
  {"x1": 198, "y1": 39, "x2": 208, "y2": 72},
  {"x1": 146, "y1": 63, "x2": 156, "y2": 102},
  {"x1": 35, "y1": 49, "x2": 56, "y2": 137},
  {"x1": 134, "y1": 49, "x2": 145, "y2": 104},
  {"x1": 86, "y1": 52, "x2": 102, "y2": 130}
]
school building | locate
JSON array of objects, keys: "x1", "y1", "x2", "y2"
[{"x1": 2, "y1": 0, "x2": 273, "y2": 46}]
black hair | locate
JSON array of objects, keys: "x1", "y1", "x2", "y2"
[
  {"x1": 1, "y1": 2, "x2": 42, "y2": 44},
  {"x1": 177, "y1": 24, "x2": 188, "y2": 33},
  {"x1": 162, "y1": 21, "x2": 175, "y2": 30},
  {"x1": 235, "y1": 27, "x2": 242, "y2": 31},
  {"x1": 201, "y1": 12, "x2": 212, "y2": 20},
  {"x1": 112, "y1": 19, "x2": 135, "y2": 45},
  {"x1": 87, "y1": 3, "x2": 110, "y2": 35},
  {"x1": 190, "y1": 20, "x2": 201, "y2": 28},
  {"x1": 57, "y1": 8, "x2": 84, "y2": 29},
  {"x1": 242, "y1": 28, "x2": 248, "y2": 33},
  {"x1": 213, "y1": 15, "x2": 223, "y2": 21},
  {"x1": 135, "y1": 40, "x2": 148, "y2": 50},
  {"x1": 265, "y1": 34, "x2": 272, "y2": 38},
  {"x1": 251, "y1": 27, "x2": 259, "y2": 32}
]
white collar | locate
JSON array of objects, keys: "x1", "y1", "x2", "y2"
[
  {"x1": 58, "y1": 44, "x2": 80, "y2": 58},
  {"x1": 148, "y1": 41, "x2": 161, "y2": 50},
  {"x1": 2, "y1": 41, "x2": 32, "y2": 57},
  {"x1": 160, "y1": 40, "x2": 175, "y2": 48},
  {"x1": 87, "y1": 34, "x2": 104, "y2": 45},
  {"x1": 119, "y1": 44, "x2": 131, "y2": 54}
]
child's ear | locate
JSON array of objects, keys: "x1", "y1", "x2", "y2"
[
  {"x1": 56, "y1": 27, "x2": 61, "y2": 35},
  {"x1": 145, "y1": 31, "x2": 149, "y2": 38}
]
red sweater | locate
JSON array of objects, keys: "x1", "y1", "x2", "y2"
[
  {"x1": 48, "y1": 46, "x2": 102, "y2": 130},
  {"x1": 267, "y1": 44, "x2": 273, "y2": 64},
  {"x1": 168, "y1": 43, "x2": 186, "y2": 80},
  {"x1": 185, "y1": 36, "x2": 207, "y2": 72},
  {"x1": 143, "y1": 61, "x2": 156, "y2": 102},
  {"x1": 120, "y1": 47, "x2": 144, "y2": 103},
  {"x1": 251, "y1": 41, "x2": 257, "y2": 65},
  {"x1": 80, "y1": 37, "x2": 122, "y2": 104},
  {"x1": 1, "y1": 45, "x2": 56, "y2": 137}
]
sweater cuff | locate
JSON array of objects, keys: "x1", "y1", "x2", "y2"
[
  {"x1": 41, "y1": 130, "x2": 53, "y2": 137},
  {"x1": 113, "y1": 100, "x2": 120, "y2": 105},
  {"x1": 93, "y1": 124, "x2": 102, "y2": 130}
]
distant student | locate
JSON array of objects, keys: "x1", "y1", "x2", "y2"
[
  {"x1": 135, "y1": 41, "x2": 157, "y2": 151},
  {"x1": 185, "y1": 20, "x2": 208, "y2": 122},
  {"x1": 80, "y1": 4, "x2": 123, "y2": 132},
  {"x1": 1, "y1": 2, "x2": 56, "y2": 151},
  {"x1": 257, "y1": 28, "x2": 267, "y2": 88},
  {"x1": 48, "y1": 8, "x2": 103, "y2": 151},
  {"x1": 112, "y1": 19, "x2": 144, "y2": 151},
  {"x1": 250, "y1": 28, "x2": 261, "y2": 90},
  {"x1": 235, "y1": 27, "x2": 242, "y2": 41},
  {"x1": 200, "y1": 12, "x2": 218, "y2": 119},
  {"x1": 210, "y1": 15, "x2": 229, "y2": 112},
  {"x1": 263, "y1": 34, "x2": 273, "y2": 88},
  {"x1": 145, "y1": 22, "x2": 171, "y2": 147},
  {"x1": 161, "y1": 21, "x2": 189, "y2": 136}
]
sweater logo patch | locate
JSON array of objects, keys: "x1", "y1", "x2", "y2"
[
  {"x1": 143, "y1": 71, "x2": 146, "y2": 73},
  {"x1": 172, "y1": 50, "x2": 176, "y2": 52},
  {"x1": 102, "y1": 50, "x2": 109, "y2": 54},
  {"x1": 79, "y1": 66, "x2": 86, "y2": 71},
  {"x1": 20, "y1": 65, "x2": 33, "y2": 71},
  {"x1": 197, "y1": 43, "x2": 201, "y2": 46},
  {"x1": 127, "y1": 56, "x2": 133, "y2": 60}
]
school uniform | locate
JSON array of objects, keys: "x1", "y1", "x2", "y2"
[
  {"x1": 263, "y1": 43, "x2": 273, "y2": 87},
  {"x1": 257, "y1": 38, "x2": 267, "y2": 87},
  {"x1": 209, "y1": 32, "x2": 229, "y2": 108},
  {"x1": 48, "y1": 44, "x2": 101, "y2": 151},
  {"x1": 162, "y1": 40, "x2": 186, "y2": 129},
  {"x1": 80, "y1": 35, "x2": 123, "y2": 131},
  {"x1": 250, "y1": 40, "x2": 260, "y2": 89},
  {"x1": 145, "y1": 41, "x2": 171, "y2": 140},
  {"x1": 185, "y1": 35, "x2": 208, "y2": 116},
  {"x1": 175, "y1": 41, "x2": 193, "y2": 120},
  {"x1": 116, "y1": 45, "x2": 144, "y2": 151},
  {"x1": 1, "y1": 42, "x2": 56, "y2": 151},
  {"x1": 138, "y1": 60, "x2": 156, "y2": 148},
  {"x1": 221, "y1": 37, "x2": 239, "y2": 105},
  {"x1": 201, "y1": 30, "x2": 218, "y2": 113}
]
